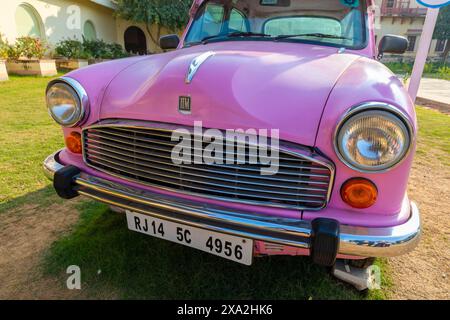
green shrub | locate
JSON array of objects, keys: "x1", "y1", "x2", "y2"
[
  {"x1": 82, "y1": 38, "x2": 108, "y2": 59},
  {"x1": 437, "y1": 66, "x2": 450, "y2": 80},
  {"x1": 9, "y1": 37, "x2": 48, "y2": 60},
  {"x1": 383, "y1": 62, "x2": 413, "y2": 74},
  {"x1": 106, "y1": 43, "x2": 129, "y2": 59},
  {"x1": 55, "y1": 38, "x2": 90, "y2": 59},
  {"x1": 423, "y1": 63, "x2": 435, "y2": 74},
  {"x1": 82, "y1": 38, "x2": 128, "y2": 59},
  {"x1": 0, "y1": 35, "x2": 9, "y2": 59}
]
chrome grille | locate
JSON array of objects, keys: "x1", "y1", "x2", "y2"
[{"x1": 82, "y1": 123, "x2": 333, "y2": 210}]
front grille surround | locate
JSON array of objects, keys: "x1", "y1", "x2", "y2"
[{"x1": 82, "y1": 120, "x2": 335, "y2": 211}]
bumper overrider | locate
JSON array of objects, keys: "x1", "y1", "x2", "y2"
[{"x1": 44, "y1": 150, "x2": 421, "y2": 266}]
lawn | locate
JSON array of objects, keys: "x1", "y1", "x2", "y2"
[
  {"x1": 383, "y1": 62, "x2": 450, "y2": 81},
  {"x1": 0, "y1": 74, "x2": 65, "y2": 212},
  {"x1": 1, "y1": 75, "x2": 448, "y2": 300}
]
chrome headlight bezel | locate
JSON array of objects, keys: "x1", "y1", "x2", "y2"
[
  {"x1": 334, "y1": 102, "x2": 414, "y2": 173},
  {"x1": 46, "y1": 77, "x2": 89, "y2": 128}
]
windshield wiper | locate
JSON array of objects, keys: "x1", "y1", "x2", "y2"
[
  {"x1": 228, "y1": 31, "x2": 271, "y2": 38},
  {"x1": 274, "y1": 33, "x2": 351, "y2": 40},
  {"x1": 202, "y1": 31, "x2": 271, "y2": 43}
]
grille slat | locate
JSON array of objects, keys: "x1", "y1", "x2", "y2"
[
  {"x1": 85, "y1": 143, "x2": 330, "y2": 186},
  {"x1": 90, "y1": 128, "x2": 328, "y2": 164},
  {"x1": 85, "y1": 136, "x2": 330, "y2": 178},
  {"x1": 87, "y1": 148, "x2": 329, "y2": 193},
  {"x1": 83, "y1": 125, "x2": 333, "y2": 210},
  {"x1": 87, "y1": 154, "x2": 328, "y2": 199},
  {"x1": 88, "y1": 157, "x2": 325, "y2": 204}
]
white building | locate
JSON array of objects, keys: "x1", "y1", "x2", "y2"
[
  {"x1": 0, "y1": 0, "x2": 161, "y2": 54},
  {"x1": 375, "y1": 0, "x2": 448, "y2": 62}
]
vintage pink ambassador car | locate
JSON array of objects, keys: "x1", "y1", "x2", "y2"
[{"x1": 44, "y1": 0, "x2": 421, "y2": 268}]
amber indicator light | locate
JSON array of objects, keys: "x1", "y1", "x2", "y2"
[
  {"x1": 65, "y1": 132, "x2": 82, "y2": 154},
  {"x1": 341, "y1": 178, "x2": 378, "y2": 209}
]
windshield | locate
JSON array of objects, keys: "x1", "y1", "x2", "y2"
[{"x1": 185, "y1": 0, "x2": 367, "y2": 49}]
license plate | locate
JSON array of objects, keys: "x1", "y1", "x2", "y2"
[{"x1": 126, "y1": 211, "x2": 254, "y2": 265}]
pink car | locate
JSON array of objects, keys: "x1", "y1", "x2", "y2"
[{"x1": 44, "y1": 0, "x2": 420, "y2": 268}]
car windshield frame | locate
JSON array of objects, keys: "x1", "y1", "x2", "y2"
[{"x1": 183, "y1": 0, "x2": 369, "y2": 50}]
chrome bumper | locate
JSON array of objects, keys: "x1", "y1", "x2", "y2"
[{"x1": 44, "y1": 150, "x2": 421, "y2": 258}]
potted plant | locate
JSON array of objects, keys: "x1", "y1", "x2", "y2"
[
  {"x1": 0, "y1": 35, "x2": 9, "y2": 81},
  {"x1": 83, "y1": 39, "x2": 128, "y2": 65},
  {"x1": 7, "y1": 37, "x2": 57, "y2": 76},
  {"x1": 55, "y1": 38, "x2": 90, "y2": 70}
]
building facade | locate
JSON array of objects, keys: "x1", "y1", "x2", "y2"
[
  {"x1": 374, "y1": 0, "x2": 448, "y2": 62},
  {"x1": 0, "y1": 0, "x2": 161, "y2": 55}
]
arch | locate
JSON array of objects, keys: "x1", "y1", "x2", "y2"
[
  {"x1": 124, "y1": 26, "x2": 148, "y2": 55},
  {"x1": 83, "y1": 20, "x2": 97, "y2": 41},
  {"x1": 15, "y1": 3, "x2": 45, "y2": 39}
]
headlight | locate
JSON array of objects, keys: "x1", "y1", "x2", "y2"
[
  {"x1": 46, "y1": 78, "x2": 88, "y2": 127},
  {"x1": 335, "y1": 104, "x2": 413, "y2": 172}
]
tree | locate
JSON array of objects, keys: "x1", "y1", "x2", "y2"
[
  {"x1": 433, "y1": 5, "x2": 450, "y2": 63},
  {"x1": 114, "y1": 0, "x2": 192, "y2": 51}
]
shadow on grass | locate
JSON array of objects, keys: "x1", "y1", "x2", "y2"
[
  {"x1": 43, "y1": 200, "x2": 369, "y2": 300},
  {"x1": 0, "y1": 185, "x2": 64, "y2": 214}
]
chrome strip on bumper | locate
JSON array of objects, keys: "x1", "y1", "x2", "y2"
[{"x1": 44, "y1": 150, "x2": 421, "y2": 258}]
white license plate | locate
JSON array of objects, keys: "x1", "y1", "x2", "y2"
[{"x1": 126, "y1": 211, "x2": 254, "y2": 265}]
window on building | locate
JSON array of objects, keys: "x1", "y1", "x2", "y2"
[
  {"x1": 83, "y1": 21, "x2": 97, "y2": 41},
  {"x1": 407, "y1": 36, "x2": 417, "y2": 52},
  {"x1": 386, "y1": 0, "x2": 395, "y2": 8},
  {"x1": 15, "y1": 4, "x2": 44, "y2": 38},
  {"x1": 435, "y1": 39, "x2": 446, "y2": 52}
]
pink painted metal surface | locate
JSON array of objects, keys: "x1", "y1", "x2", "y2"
[{"x1": 57, "y1": 0, "x2": 418, "y2": 256}]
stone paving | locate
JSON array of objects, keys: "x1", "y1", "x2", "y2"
[{"x1": 417, "y1": 78, "x2": 450, "y2": 106}]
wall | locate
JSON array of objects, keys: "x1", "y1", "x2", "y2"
[
  {"x1": 116, "y1": 20, "x2": 160, "y2": 54},
  {"x1": 0, "y1": 0, "x2": 117, "y2": 47}
]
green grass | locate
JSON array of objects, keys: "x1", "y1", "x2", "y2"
[
  {"x1": 2, "y1": 75, "x2": 447, "y2": 300},
  {"x1": 0, "y1": 74, "x2": 65, "y2": 212},
  {"x1": 415, "y1": 107, "x2": 450, "y2": 165},
  {"x1": 44, "y1": 201, "x2": 368, "y2": 300},
  {"x1": 384, "y1": 62, "x2": 450, "y2": 80}
]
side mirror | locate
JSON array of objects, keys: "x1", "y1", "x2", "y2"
[
  {"x1": 160, "y1": 34, "x2": 180, "y2": 50},
  {"x1": 378, "y1": 35, "x2": 409, "y2": 57}
]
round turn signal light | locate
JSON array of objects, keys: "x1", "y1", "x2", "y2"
[
  {"x1": 65, "y1": 132, "x2": 82, "y2": 154},
  {"x1": 341, "y1": 178, "x2": 378, "y2": 209}
]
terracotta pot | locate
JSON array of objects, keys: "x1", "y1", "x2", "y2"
[
  {"x1": 56, "y1": 59, "x2": 89, "y2": 70},
  {"x1": 6, "y1": 59, "x2": 57, "y2": 76},
  {"x1": 0, "y1": 59, "x2": 8, "y2": 81},
  {"x1": 88, "y1": 58, "x2": 113, "y2": 65}
]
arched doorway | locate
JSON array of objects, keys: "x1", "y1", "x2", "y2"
[
  {"x1": 15, "y1": 3, "x2": 45, "y2": 39},
  {"x1": 124, "y1": 26, "x2": 147, "y2": 55}
]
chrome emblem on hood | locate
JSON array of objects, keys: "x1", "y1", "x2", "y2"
[{"x1": 186, "y1": 51, "x2": 215, "y2": 84}]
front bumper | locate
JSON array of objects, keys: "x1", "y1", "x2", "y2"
[{"x1": 44, "y1": 150, "x2": 421, "y2": 260}]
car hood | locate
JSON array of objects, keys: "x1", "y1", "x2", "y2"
[{"x1": 100, "y1": 42, "x2": 361, "y2": 146}]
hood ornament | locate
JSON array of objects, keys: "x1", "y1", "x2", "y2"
[{"x1": 186, "y1": 51, "x2": 215, "y2": 84}]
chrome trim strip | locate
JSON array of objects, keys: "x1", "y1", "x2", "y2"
[
  {"x1": 333, "y1": 102, "x2": 415, "y2": 173},
  {"x1": 46, "y1": 76, "x2": 89, "y2": 128},
  {"x1": 81, "y1": 120, "x2": 336, "y2": 211},
  {"x1": 43, "y1": 150, "x2": 421, "y2": 258}
]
